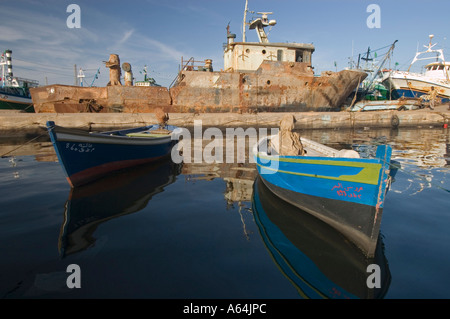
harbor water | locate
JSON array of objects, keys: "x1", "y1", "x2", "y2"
[{"x1": 0, "y1": 126, "x2": 449, "y2": 300}]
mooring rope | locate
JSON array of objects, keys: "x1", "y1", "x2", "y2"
[
  {"x1": 0, "y1": 121, "x2": 93, "y2": 158},
  {"x1": 0, "y1": 131, "x2": 48, "y2": 158}
]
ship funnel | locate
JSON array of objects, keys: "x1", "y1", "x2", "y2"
[{"x1": 227, "y1": 33, "x2": 236, "y2": 44}]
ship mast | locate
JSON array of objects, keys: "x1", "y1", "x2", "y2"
[
  {"x1": 407, "y1": 34, "x2": 447, "y2": 80},
  {"x1": 1, "y1": 50, "x2": 13, "y2": 87},
  {"x1": 242, "y1": 0, "x2": 248, "y2": 42}
]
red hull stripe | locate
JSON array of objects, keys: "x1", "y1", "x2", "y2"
[{"x1": 68, "y1": 155, "x2": 167, "y2": 187}]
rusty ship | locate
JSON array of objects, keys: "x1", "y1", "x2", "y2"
[{"x1": 30, "y1": 8, "x2": 367, "y2": 114}]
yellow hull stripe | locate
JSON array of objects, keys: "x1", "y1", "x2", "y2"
[{"x1": 256, "y1": 154, "x2": 382, "y2": 185}]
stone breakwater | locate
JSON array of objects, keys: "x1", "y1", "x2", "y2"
[{"x1": 0, "y1": 105, "x2": 449, "y2": 137}]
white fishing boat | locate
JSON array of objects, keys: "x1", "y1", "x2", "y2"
[
  {"x1": 382, "y1": 35, "x2": 450, "y2": 104},
  {"x1": 0, "y1": 49, "x2": 39, "y2": 112}
]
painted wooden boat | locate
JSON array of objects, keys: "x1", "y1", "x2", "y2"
[
  {"x1": 252, "y1": 176, "x2": 391, "y2": 299},
  {"x1": 349, "y1": 98, "x2": 423, "y2": 112},
  {"x1": 253, "y1": 135, "x2": 395, "y2": 257},
  {"x1": 46, "y1": 121, "x2": 181, "y2": 187}
]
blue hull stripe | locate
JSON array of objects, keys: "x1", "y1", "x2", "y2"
[
  {"x1": 392, "y1": 88, "x2": 450, "y2": 103},
  {"x1": 254, "y1": 145, "x2": 392, "y2": 208},
  {"x1": 256, "y1": 166, "x2": 379, "y2": 207}
]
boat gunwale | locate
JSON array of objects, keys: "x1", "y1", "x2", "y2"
[{"x1": 48, "y1": 122, "x2": 176, "y2": 146}]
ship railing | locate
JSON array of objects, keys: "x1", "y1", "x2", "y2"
[
  {"x1": 16, "y1": 77, "x2": 40, "y2": 87},
  {"x1": 169, "y1": 57, "x2": 213, "y2": 88}
]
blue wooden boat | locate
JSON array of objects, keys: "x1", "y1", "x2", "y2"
[
  {"x1": 46, "y1": 121, "x2": 181, "y2": 187},
  {"x1": 253, "y1": 135, "x2": 395, "y2": 257},
  {"x1": 252, "y1": 176, "x2": 391, "y2": 299}
]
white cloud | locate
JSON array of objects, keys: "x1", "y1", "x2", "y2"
[
  {"x1": 0, "y1": 1, "x2": 196, "y2": 86},
  {"x1": 114, "y1": 29, "x2": 135, "y2": 48}
]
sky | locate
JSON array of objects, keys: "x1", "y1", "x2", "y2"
[{"x1": 0, "y1": 0, "x2": 449, "y2": 87}]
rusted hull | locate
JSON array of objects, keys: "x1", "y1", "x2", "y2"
[
  {"x1": 31, "y1": 85, "x2": 172, "y2": 113},
  {"x1": 172, "y1": 62, "x2": 366, "y2": 112},
  {"x1": 30, "y1": 62, "x2": 366, "y2": 113}
]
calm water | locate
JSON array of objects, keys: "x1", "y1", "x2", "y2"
[{"x1": 0, "y1": 127, "x2": 449, "y2": 300}]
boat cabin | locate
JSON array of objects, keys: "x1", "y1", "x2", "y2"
[
  {"x1": 223, "y1": 35, "x2": 315, "y2": 72},
  {"x1": 223, "y1": 12, "x2": 315, "y2": 72},
  {"x1": 424, "y1": 62, "x2": 450, "y2": 80}
]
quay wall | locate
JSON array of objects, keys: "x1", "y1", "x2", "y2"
[{"x1": 0, "y1": 108, "x2": 449, "y2": 137}]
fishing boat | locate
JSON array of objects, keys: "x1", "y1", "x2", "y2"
[
  {"x1": 253, "y1": 134, "x2": 396, "y2": 257},
  {"x1": 348, "y1": 97, "x2": 423, "y2": 112},
  {"x1": 46, "y1": 121, "x2": 181, "y2": 187},
  {"x1": 252, "y1": 176, "x2": 391, "y2": 299},
  {"x1": 30, "y1": 2, "x2": 366, "y2": 113},
  {"x1": 382, "y1": 35, "x2": 450, "y2": 103},
  {"x1": 347, "y1": 42, "x2": 396, "y2": 103},
  {"x1": 0, "y1": 49, "x2": 39, "y2": 112}
]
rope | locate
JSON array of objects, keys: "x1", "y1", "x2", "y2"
[
  {"x1": 0, "y1": 131, "x2": 48, "y2": 157},
  {"x1": 1, "y1": 100, "x2": 34, "y2": 112},
  {"x1": 346, "y1": 75, "x2": 364, "y2": 111}
]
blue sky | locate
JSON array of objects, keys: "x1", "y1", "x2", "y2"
[{"x1": 1, "y1": 0, "x2": 449, "y2": 87}]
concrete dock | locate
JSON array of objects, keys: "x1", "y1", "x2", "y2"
[{"x1": 1, "y1": 104, "x2": 449, "y2": 137}]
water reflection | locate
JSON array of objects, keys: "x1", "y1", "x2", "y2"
[
  {"x1": 181, "y1": 162, "x2": 257, "y2": 206},
  {"x1": 252, "y1": 176, "x2": 391, "y2": 299},
  {"x1": 58, "y1": 158, "x2": 181, "y2": 258}
]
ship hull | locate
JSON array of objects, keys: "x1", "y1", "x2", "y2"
[
  {"x1": 0, "y1": 94, "x2": 34, "y2": 112},
  {"x1": 382, "y1": 72, "x2": 450, "y2": 103},
  {"x1": 30, "y1": 61, "x2": 366, "y2": 113}
]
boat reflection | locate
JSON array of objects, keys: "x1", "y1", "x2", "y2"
[
  {"x1": 252, "y1": 176, "x2": 391, "y2": 299},
  {"x1": 58, "y1": 158, "x2": 181, "y2": 258}
]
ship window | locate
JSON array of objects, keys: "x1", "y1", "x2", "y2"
[
  {"x1": 296, "y1": 50, "x2": 303, "y2": 62},
  {"x1": 246, "y1": 49, "x2": 250, "y2": 53},
  {"x1": 277, "y1": 50, "x2": 283, "y2": 61},
  {"x1": 262, "y1": 49, "x2": 267, "y2": 54},
  {"x1": 438, "y1": 65, "x2": 444, "y2": 70}
]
